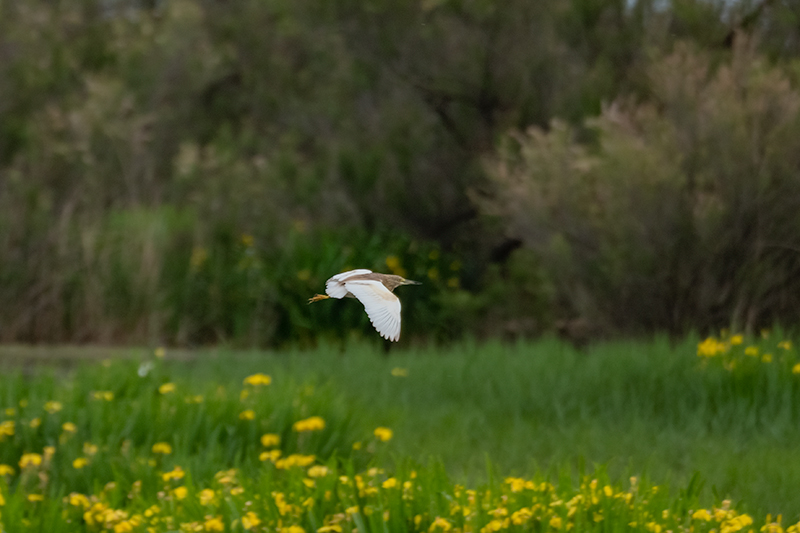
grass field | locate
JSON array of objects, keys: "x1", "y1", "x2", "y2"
[{"x1": 0, "y1": 333, "x2": 799, "y2": 532}]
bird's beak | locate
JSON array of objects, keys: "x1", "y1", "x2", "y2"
[{"x1": 403, "y1": 279, "x2": 422, "y2": 285}]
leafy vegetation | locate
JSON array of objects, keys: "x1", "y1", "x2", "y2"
[
  {"x1": 1, "y1": 334, "x2": 800, "y2": 530},
  {"x1": 3, "y1": 1, "x2": 800, "y2": 345}
]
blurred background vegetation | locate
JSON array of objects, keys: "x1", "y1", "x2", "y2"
[{"x1": 2, "y1": 0, "x2": 800, "y2": 347}]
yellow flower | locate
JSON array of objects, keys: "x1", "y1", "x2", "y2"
[
  {"x1": 68, "y1": 492, "x2": 90, "y2": 508},
  {"x1": 27, "y1": 494, "x2": 44, "y2": 502},
  {"x1": 283, "y1": 526, "x2": 306, "y2": 533},
  {"x1": 762, "y1": 353, "x2": 773, "y2": 363},
  {"x1": 429, "y1": 517, "x2": 452, "y2": 532},
  {"x1": 745, "y1": 346, "x2": 759, "y2": 357},
  {"x1": 152, "y1": 442, "x2": 172, "y2": 455},
  {"x1": 73, "y1": 457, "x2": 89, "y2": 469},
  {"x1": 382, "y1": 477, "x2": 398, "y2": 489},
  {"x1": 159, "y1": 383, "x2": 176, "y2": 394},
  {"x1": 391, "y1": 367, "x2": 409, "y2": 377},
  {"x1": 318, "y1": 526, "x2": 342, "y2": 533},
  {"x1": 92, "y1": 391, "x2": 114, "y2": 401},
  {"x1": 204, "y1": 515, "x2": 224, "y2": 531},
  {"x1": 154, "y1": 347, "x2": 166, "y2": 358},
  {"x1": 44, "y1": 401, "x2": 63, "y2": 414},
  {"x1": 730, "y1": 334, "x2": 744, "y2": 345},
  {"x1": 83, "y1": 442, "x2": 99, "y2": 456},
  {"x1": 43, "y1": 446, "x2": 55, "y2": 459},
  {"x1": 199, "y1": 489, "x2": 216, "y2": 506},
  {"x1": 549, "y1": 516, "x2": 562, "y2": 529},
  {"x1": 374, "y1": 427, "x2": 393, "y2": 442},
  {"x1": 778, "y1": 341, "x2": 792, "y2": 350},
  {"x1": 0, "y1": 420, "x2": 14, "y2": 439},
  {"x1": 792, "y1": 363, "x2": 800, "y2": 375},
  {"x1": 239, "y1": 410, "x2": 256, "y2": 420},
  {"x1": 4, "y1": 407, "x2": 15, "y2": 416},
  {"x1": 19, "y1": 453, "x2": 42, "y2": 468},
  {"x1": 162, "y1": 466, "x2": 185, "y2": 481},
  {"x1": 261, "y1": 433, "x2": 280, "y2": 447},
  {"x1": 293, "y1": 416, "x2": 325, "y2": 432},
  {"x1": 308, "y1": 465, "x2": 330, "y2": 478},
  {"x1": 62, "y1": 422, "x2": 77, "y2": 433},
  {"x1": 243, "y1": 373, "x2": 272, "y2": 386},
  {"x1": 29, "y1": 417, "x2": 41, "y2": 428},
  {"x1": 352, "y1": 441, "x2": 362, "y2": 450},
  {"x1": 697, "y1": 337, "x2": 726, "y2": 357},
  {"x1": 693, "y1": 509, "x2": 712, "y2": 521},
  {"x1": 242, "y1": 512, "x2": 262, "y2": 530},
  {"x1": 0, "y1": 464, "x2": 15, "y2": 476},
  {"x1": 171, "y1": 486, "x2": 188, "y2": 500}
]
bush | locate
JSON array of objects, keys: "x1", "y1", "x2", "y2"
[{"x1": 482, "y1": 40, "x2": 800, "y2": 335}]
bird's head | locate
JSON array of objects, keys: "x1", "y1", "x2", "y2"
[{"x1": 382, "y1": 275, "x2": 421, "y2": 291}]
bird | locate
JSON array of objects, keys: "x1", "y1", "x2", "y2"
[{"x1": 308, "y1": 269, "x2": 421, "y2": 341}]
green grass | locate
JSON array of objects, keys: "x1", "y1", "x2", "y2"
[{"x1": 0, "y1": 333, "x2": 799, "y2": 531}]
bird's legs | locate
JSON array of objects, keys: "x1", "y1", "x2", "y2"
[{"x1": 308, "y1": 294, "x2": 330, "y2": 304}]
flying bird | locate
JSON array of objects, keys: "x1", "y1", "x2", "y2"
[{"x1": 308, "y1": 269, "x2": 421, "y2": 341}]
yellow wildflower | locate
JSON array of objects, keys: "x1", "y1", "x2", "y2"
[
  {"x1": 4, "y1": 408, "x2": 15, "y2": 416},
  {"x1": 68, "y1": 493, "x2": 90, "y2": 508},
  {"x1": 730, "y1": 334, "x2": 744, "y2": 345},
  {"x1": 154, "y1": 347, "x2": 166, "y2": 358},
  {"x1": 762, "y1": 353, "x2": 773, "y2": 363},
  {"x1": 261, "y1": 433, "x2": 280, "y2": 447},
  {"x1": 29, "y1": 417, "x2": 41, "y2": 428},
  {"x1": 391, "y1": 367, "x2": 409, "y2": 377},
  {"x1": 162, "y1": 466, "x2": 185, "y2": 481},
  {"x1": 152, "y1": 442, "x2": 172, "y2": 455},
  {"x1": 374, "y1": 427, "x2": 393, "y2": 442},
  {"x1": 73, "y1": 457, "x2": 89, "y2": 469},
  {"x1": 293, "y1": 416, "x2": 325, "y2": 432},
  {"x1": 308, "y1": 465, "x2": 330, "y2": 478},
  {"x1": 92, "y1": 391, "x2": 114, "y2": 401},
  {"x1": 204, "y1": 515, "x2": 224, "y2": 531},
  {"x1": 62, "y1": 422, "x2": 77, "y2": 433},
  {"x1": 242, "y1": 512, "x2": 262, "y2": 530},
  {"x1": 199, "y1": 489, "x2": 216, "y2": 506},
  {"x1": 19, "y1": 453, "x2": 42, "y2": 468},
  {"x1": 83, "y1": 442, "x2": 99, "y2": 456},
  {"x1": 0, "y1": 464, "x2": 15, "y2": 476},
  {"x1": 778, "y1": 341, "x2": 792, "y2": 350},
  {"x1": 792, "y1": 363, "x2": 800, "y2": 375},
  {"x1": 318, "y1": 526, "x2": 342, "y2": 533},
  {"x1": 429, "y1": 517, "x2": 452, "y2": 532},
  {"x1": 239, "y1": 410, "x2": 256, "y2": 420},
  {"x1": 382, "y1": 477, "x2": 398, "y2": 489},
  {"x1": 44, "y1": 401, "x2": 63, "y2": 414},
  {"x1": 697, "y1": 337, "x2": 726, "y2": 357},
  {"x1": 171, "y1": 486, "x2": 188, "y2": 500},
  {"x1": 243, "y1": 373, "x2": 272, "y2": 386},
  {"x1": 158, "y1": 383, "x2": 176, "y2": 394},
  {"x1": 0, "y1": 420, "x2": 14, "y2": 440},
  {"x1": 549, "y1": 516, "x2": 562, "y2": 529},
  {"x1": 27, "y1": 494, "x2": 44, "y2": 502},
  {"x1": 745, "y1": 346, "x2": 759, "y2": 357},
  {"x1": 283, "y1": 526, "x2": 305, "y2": 533},
  {"x1": 693, "y1": 509, "x2": 712, "y2": 521}
]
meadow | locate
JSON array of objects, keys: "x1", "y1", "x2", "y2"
[{"x1": 0, "y1": 333, "x2": 799, "y2": 532}]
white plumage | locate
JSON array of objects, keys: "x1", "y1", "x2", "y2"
[{"x1": 319, "y1": 269, "x2": 405, "y2": 341}]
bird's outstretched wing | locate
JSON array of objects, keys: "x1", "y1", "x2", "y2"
[
  {"x1": 325, "y1": 269, "x2": 372, "y2": 298},
  {"x1": 344, "y1": 279, "x2": 402, "y2": 342}
]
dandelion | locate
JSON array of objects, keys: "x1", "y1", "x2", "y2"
[
  {"x1": 730, "y1": 334, "x2": 744, "y2": 345},
  {"x1": 152, "y1": 442, "x2": 172, "y2": 455},
  {"x1": 242, "y1": 512, "x2": 262, "y2": 529},
  {"x1": 243, "y1": 373, "x2": 272, "y2": 386},
  {"x1": 745, "y1": 346, "x2": 759, "y2": 357},
  {"x1": 44, "y1": 401, "x2": 63, "y2": 414},
  {"x1": 261, "y1": 433, "x2": 280, "y2": 447},
  {"x1": 162, "y1": 466, "x2": 185, "y2": 481},
  {"x1": 283, "y1": 526, "x2": 306, "y2": 533},
  {"x1": 293, "y1": 416, "x2": 325, "y2": 432},
  {"x1": 239, "y1": 410, "x2": 256, "y2": 420},
  {"x1": 0, "y1": 464, "x2": 15, "y2": 476},
  {"x1": 308, "y1": 465, "x2": 330, "y2": 478},
  {"x1": 792, "y1": 363, "x2": 800, "y2": 375},
  {"x1": 62, "y1": 422, "x2": 77, "y2": 433},
  {"x1": 19, "y1": 453, "x2": 42, "y2": 468},
  {"x1": 0, "y1": 420, "x2": 14, "y2": 439},
  {"x1": 158, "y1": 383, "x2": 176, "y2": 394},
  {"x1": 382, "y1": 477, "x2": 398, "y2": 489},
  {"x1": 204, "y1": 515, "x2": 224, "y2": 531},
  {"x1": 171, "y1": 486, "x2": 188, "y2": 500},
  {"x1": 391, "y1": 367, "x2": 409, "y2": 377},
  {"x1": 697, "y1": 337, "x2": 726, "y2": 357},
  {"x1": 374, "y1": 426, "x2": 393, "y2": 441},
  {"x1": 73, "y1": 457, "x2": 89, "y2": 469}
]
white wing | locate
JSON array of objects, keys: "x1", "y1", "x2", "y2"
[
  {"x1": 325, "y1": 269, "x2": 373, "y2": 298},
  {"x1": 344, "y1": 279, "x2": 402, "y2": 342}
]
